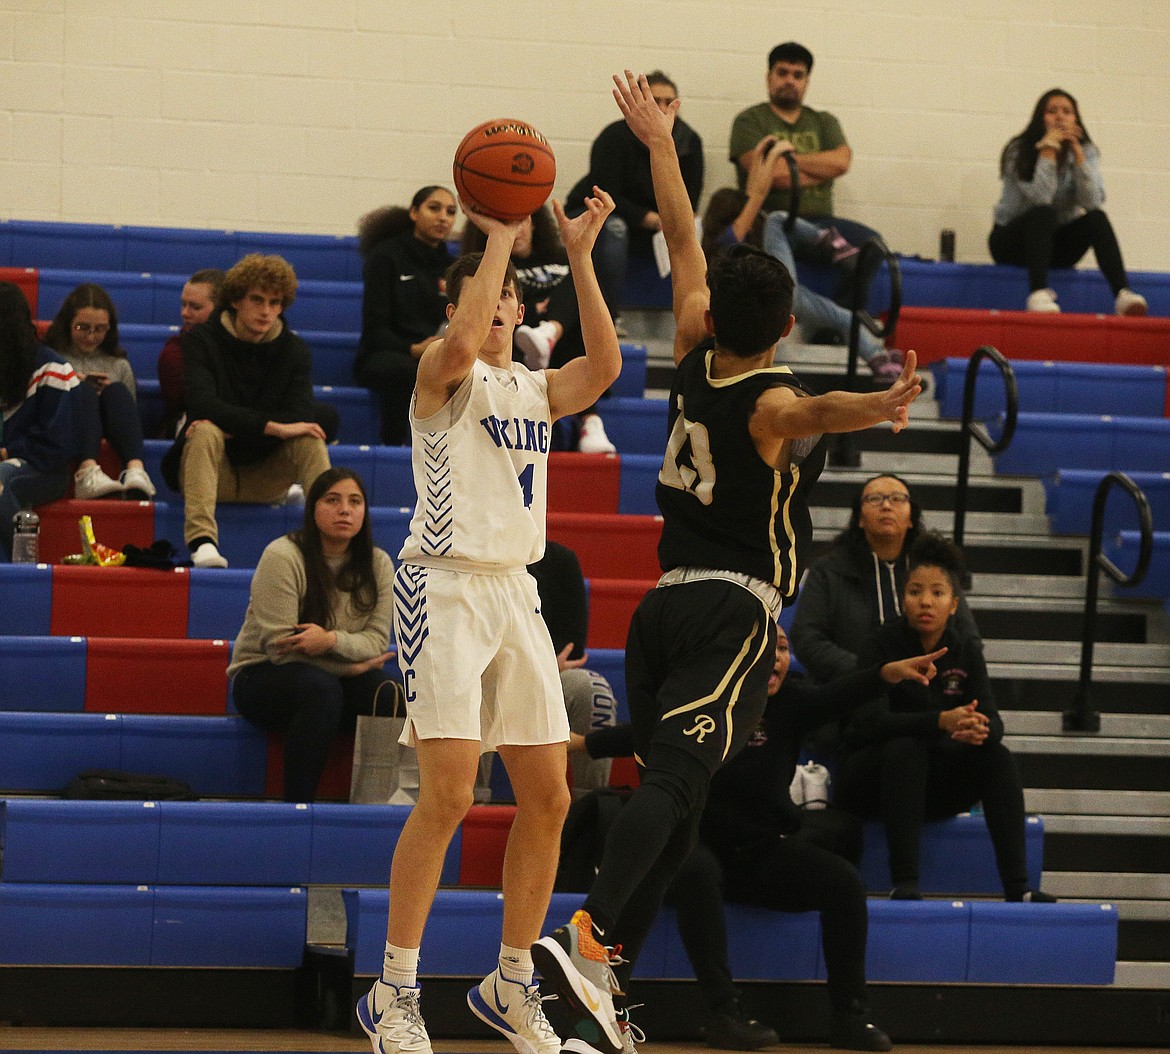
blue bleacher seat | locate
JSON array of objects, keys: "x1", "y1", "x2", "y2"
[
  {"x1": 157, "y1": 801, "x2": 312, "y2": 885},
  {"x1": 0, "y1": 563, "x2": 52, "y2": 635},
  {"x1": 365, "y1": 446, "x2": 415, "y2": 507},
  {"x1": 5, "y1": 221, "x2": 128, "y2": 272},
  {"x1": 1106, "y1": 530, "x2": 1170, "y2": 598},
  {"x1": 295, "y1": 328, "x2": 359, "y2": 386},
  {"x1": 0, "y1": 799, "x2": 161, "y2": 884},
  {"x1": 1044, "y1": 469, "x2": 1170, "y2": 537},
  {"x1": 0, "y1": 635, "x2": 86, "y2": 713},
  {"x1": 862, "y1": 898, "x2": 970, "y2": 981},
  {"x1": 661, "y1": 903, "x2": 820, "y2": 981},
  {"x1": 235, "y1": 230, "x2": 362, "y2": 282},
  {"x1": 187, "y1": 567, "x2": 253, "y2": 640},
  {"x1": 859, "y1": 814, "x2": 1044, "y2": 895},
  {"x1": 151, "y1": 885, "x2": 307, "y2": 967},
  {"x1": 993, "y1": 413, "x2": 1170, "y2": 477},
  {"x1": 967, "y1": 901, "x2": 1117, "y2": 985},
  {"x1": 617, "y1": 453, "x2": 661, "y2": 514},
  {"x1": 38, "y1": 268, "x2": 159, "y2": 325},
  {"x1": 614, "y1": 342, "x2": 648, "y2": 398},
  {"x1": 120, "y1": 322, "x2": 178, "y2": 379},
  {"x1": 0, "y1": 883, "x2": 154, "y2": 965},
  {"x1": 932, "y1": 358, "x2": 1167, "y2": 421},
  {"x1": 121, "y1": 224, "x2": 240, "y2": 275},
  {"x1": 309, "y1": 803, "x2": 461, "y2": 885},
  {"x1": 119, "y1": 715, "x2": 268, "y2": 798},
  {"x1": 0, "y1": 711, "x2": 121, "y2": 792},
  {"x1": 598, "y1": 397, "x2": 669, "y2": 456},
  {"x1": 315, "y1": 385, "x2": 381, "y2": 444}
]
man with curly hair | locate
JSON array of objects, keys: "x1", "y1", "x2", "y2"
[{"x1": 163, "y1": 253, "x2": 333, "y2": 568}]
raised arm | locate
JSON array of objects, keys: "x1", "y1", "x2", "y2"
[
  {"x1": 545, "y1": 191, "x2": 623, "y2": 420},
  {"x1": 612, "y1": 69, "x2": 710, "y2": 364},
  {"x1": 413, "y1": 204, "x2": 521, "y2": 415}
]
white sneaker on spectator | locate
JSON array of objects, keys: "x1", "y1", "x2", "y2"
[
  {"x1": 578, "y1": 414, "x2": 616, "y2": 454},
  {"x1": 513, "y1": 321, "x2": 557, "y2": 370},
  {"x1": 1025, "y1": 288, "x2": 1060, "y2": 313},
  {"x1": 74, "y1": 464, "x2": 124, "y2": 500},
  {"x1": 191, "y1": 542, "x2": 229, "y2": 569},
  {"x1": 1115, "y1": 288, "x2": 1148, "y2": 317},
  {"x1": 283, "y1": 483, "x2": 306, "y2": 506},
  {"x1": 119, "y1": 466, "x2": 156, "y2": 500}
]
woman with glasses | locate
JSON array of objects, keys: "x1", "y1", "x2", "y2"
[
  {"x1": 44, "y1": 283, "x2": 155, "y2": 500},
  {"x1": 791, "y1": 474, "x2": 980, "y2": 686}
]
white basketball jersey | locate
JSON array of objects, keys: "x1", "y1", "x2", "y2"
[{"x1": 399, "y1": 358, "x2": 551, "y2": 571}]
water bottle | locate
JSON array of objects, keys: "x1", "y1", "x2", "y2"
[
  {"x1": 11, "y1": 507, "x2": 40, "y2": 564},
  {"x1": 939, "y1": 229, "x2": 956, "y2": 262}
]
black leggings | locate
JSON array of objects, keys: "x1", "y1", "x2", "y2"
[
  {"x1": 834, "y1": 736, "x2": 1030, "y2": 899},
  {"x1": 667, "y1": 823, "x2": 870, "y2": 1015},
  {"x1": 73, "y1": 381, "x2": 145, "y2": 464},
  {"x1": 231, "y1": 661, "x2": 398, "y2": 802},
  {"x1": 988, "y1": 206, "x2": 1128, "y2": 294},
  {"x1": 354, "y1": 349, "x2": 418, "y2": 446}
]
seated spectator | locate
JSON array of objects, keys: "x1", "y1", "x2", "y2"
[
  {"x1": 989, "y1": 88, "x2": 1147, "y2": 315},
  {"x1": 162, "y1": 253, "x2": 332, "y2": 569},
  {"x1": 354, "y1": 186, "x2": 457, "y2": 445},
  {"x1": 566, "y1": 70, "x2": 703, "y2": 322},
  {"x1": 157, "y1": 268, "x2": 225, "y2": 438},
  {"x1": 573, "y1": 625, "x2": 942, "y2": 1050},
  {"x1": 528, "y1": 539, "x2": 617, "y2": 797},
  {"x1": 43, "y1": 283, "x2": 155, "y2": 500},
  {"x1": 791, "y1": 474, "x2": 980, "y2": 685},
  {"x1": 462, "y1": 206, "x2": 616, "y2": 452},
  {"x1": 729, "y1": 42, "x2": 881, "y2": 253},
  {"x1": 0, "y1": 282, "x2": 80, "y2": 560},
  {"x1": 229, "y1": 467, "x2": 401, "y2": 803},
  {"x1": 834, "y1": 532, "x2": 1056, "y2": 904},
  {"x1": 702, "y1": 139, "x2": 900, "y2": 384}
]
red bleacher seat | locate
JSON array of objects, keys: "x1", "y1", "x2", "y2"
[
  {"x1": 1, "y1": 266, "x2": 38, "y2": 315},
  {"x1": 547, "y1": 512, "x2": 662, "y2": 580},
  {"x1": 50, "y1": 565, "x2": 188, "y2": 639},
  {"x1": 459, "y1": 805, "x2": 516, "y2": 886},
  {"x1": 587, "y1": 578, "x2": 655, "y2": 648},
  {"x1": 85, "y1": 637, "x2": 230, "y2": 714},
  {"x1": 264, "y1": 733, "x2": 354, "y2": 801},
  {"x1": 37, "y1": 499, "x2": 156, "y2": 564},
  {"x1": 547, "y1": 452, "x2": 621, "y2": 514}
]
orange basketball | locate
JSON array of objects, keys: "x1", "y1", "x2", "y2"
[{"x1": 452, "y1": 118, "x2": 556, "y2": 222}]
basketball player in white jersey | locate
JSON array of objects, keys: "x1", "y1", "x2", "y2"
[{"x1": 356, "y1": 187, "x2": 622, "y2": 1054}]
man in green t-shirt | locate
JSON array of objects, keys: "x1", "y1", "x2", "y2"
[{"x1": 729, "y1": 42, "x2": 880, "y2": 250}]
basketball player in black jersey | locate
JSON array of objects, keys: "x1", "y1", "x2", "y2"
[{"x1": 533, "y1": 72, "x2": 923, "y2": 1054}]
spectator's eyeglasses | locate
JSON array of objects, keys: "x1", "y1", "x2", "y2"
[
  {"x1": 861, "y1": 492, "x2": 910, "y2": 506},
  {"x1": 73, "y1": 322, "x2": 110, "y2": 336}
]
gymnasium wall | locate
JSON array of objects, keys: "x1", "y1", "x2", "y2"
[{"x1": 2, "y1": 0, "x2": 1168, "y2": 269}]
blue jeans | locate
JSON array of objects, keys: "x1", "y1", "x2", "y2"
[
  {"x1": 762, "y1": 213, "x2": 883, "y2": 361},
  {"x1": 0, "y1": 459, "x2": 70, "y2": 560},
  {"x1": 592, "y1": 214, "x2": 629, "y2": 315}
]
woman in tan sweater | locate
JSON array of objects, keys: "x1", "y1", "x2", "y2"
[{"x1": 229, "y1": 467, "x2": 401, "y2": 801}]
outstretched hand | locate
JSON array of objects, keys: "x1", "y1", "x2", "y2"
[
  {"x1": 612, "y1": 69, "x2": 677, "y2": 146},
  {"x1": 881, "y1": 646, "x2": 947, "y2": 686},
  {"x1": 875, "y1": 350, "x2": 922, "y2": 433},
  {"x1": 553, "y1": 188, "x2": 615, "y2": 257}
]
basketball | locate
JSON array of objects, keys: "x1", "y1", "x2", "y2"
[{"x1": 452, "y1": 119, "x2": 556, "y2": 222}]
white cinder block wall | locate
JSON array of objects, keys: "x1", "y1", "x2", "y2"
[{"x1": 2, "y1": 0, "x2": 1167, "y2": 269}]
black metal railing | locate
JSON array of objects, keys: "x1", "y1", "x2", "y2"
[
  {"x1": 1063, "y1": 472, "x2": 1154, "y2": 733},
  {"x1": 953, "y1": 346, "x2": 1018, "y2": 547},
  {"x1": 829, "y1": 236, "x2": 902, "y2": 467}
]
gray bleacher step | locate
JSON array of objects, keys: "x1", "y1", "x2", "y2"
[
  {"x1": 811, "y1": 508, "x2": 1051, "y2": 536},
  {"x1": 973, "y1": 573, "x2": 1089, "y2": 599},
  {"x1": 811, "y1": 469, "x2": 1046, "y2": 515},
  {"x1": 1026, "y1": 788, "x2": 1170, "y2": 817},
  {"x1": 990, "y1": 664, "x2": 1170, "y2": 716},
  {"x1": 1007, "y1": 710, "x2": 1170, "y2": 740},
  {"x1": 987, "y1": 640, "x2": 1170, "y2": 666},
  {"x1": 1114, "y1": 960, "x2": 1170, "y2": 987},
  {"x1": 1047, "y1": 871, "x2": 1170, "y2": 899},
  {"x1": 1006, "y1": 734, "x2": 1170, "y2": 759},
  {"x1": 1039, "y1": 814, "x2": 1170, "y2": 836},
  {"x1": 970, "y1": 596, "x2": 1163, "y2": 644}
]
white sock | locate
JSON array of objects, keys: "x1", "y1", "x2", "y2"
[
  {"x1": 498, "y1": 943, "x2": 534, "y2": 986},
  {"x1": 381, "y1": 942, "x2": 419, "y2": 989}
]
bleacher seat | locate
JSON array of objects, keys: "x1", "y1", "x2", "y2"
[
  {"x1": 863, "y1": 899, "x2": 971, "y2": 981},
  {"x1": 309, "y1": 803, "x2": 461, "y2": 885},
  {"x1": 50, "y1": 565, "x2": 189, "y2": 638},
  {"x1": 993, "y1": 413, "x2": 1170, "y2": 477},
  {"x1": 859, "y1": 814, "x2": 1044, "y2": 895},
  {"x1": 1044, "y1": 469, "x2": 1170, "y2": 537},
  {"x1": 584, "y1": 580, "x2": 655, "y2": 649},
  {"x1": 0, "y1": 265, "x2": 38, "y2": 315},
  {"x1": 0, "y1": 563, "x2": 52, "y2": 635},
  {"x1": 597, "y1": 397, "x2": 669, "y2": 456},
  {"x1": 967, "y1": 901, "x2": 1117, "y2": 985},
  {"x1": 0, "y1": 636, "x2": 86, "y2": 713},
  {"x1": 547, "y1": 513, "x2": 662, "y2": 580},
  {"x1": 1106, "y1": 530, "x2": 1170, "y2": 599},
  {"x1": 119, "y1": 715, "x2": 267, "y2": 797},
  {"x1": 0, "y1": 712, "x2": 122, "y2": 792},
  {"x1": 932, "y1": 358, "x2": 1168, "y2": 421}
]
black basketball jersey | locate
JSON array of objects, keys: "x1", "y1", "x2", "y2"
[{"x1": 656, "y1": 340, "x2": 826, "y2": 598}]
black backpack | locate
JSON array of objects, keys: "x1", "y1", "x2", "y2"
[
  {"x1": 63, "y1": 768, "x2": 196, "y2": 801},
  {"x1": 553, "y1": 787, "x2": 632, "y2": 893}
]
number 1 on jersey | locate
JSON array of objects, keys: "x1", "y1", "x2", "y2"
[{"x1": 517, "y1": 462, "x2": 535, "y2": 508}]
